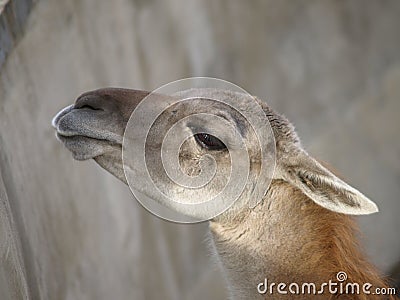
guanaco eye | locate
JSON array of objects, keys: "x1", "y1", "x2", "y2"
[{"x1": 194, "y1": 133, "x2": 226, "y2": 150}]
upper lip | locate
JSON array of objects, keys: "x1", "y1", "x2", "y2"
[
  {"x1": 52, "y1": 105, "x2": 123, "y2": 145},
  {"x1": 52, "y1": 105, "x2": 74, "y2": 129}
]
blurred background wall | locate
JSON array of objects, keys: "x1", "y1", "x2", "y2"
[{"x1": 0, "y1": 0, "x2": 399, "y2": 299}]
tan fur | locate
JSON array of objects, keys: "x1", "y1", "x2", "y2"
[
  {"x1": 211, "y1": 180, "x2": 395, "y2": 299},
  {"x1": 52, "y1": 88, "x2": 397, "y2": 299}
]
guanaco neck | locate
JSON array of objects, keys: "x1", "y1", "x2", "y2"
[{"x1": 209, "y1": 180, "x2": 394, "y2": 299}]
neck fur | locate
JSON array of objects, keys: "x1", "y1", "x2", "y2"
[{"x1": 209, "y1": 180, "x2": 393, "y2": 299}]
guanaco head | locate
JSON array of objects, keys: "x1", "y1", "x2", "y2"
[{"x1": 52, "y1": 88, "x2": 378, "y2": 220}]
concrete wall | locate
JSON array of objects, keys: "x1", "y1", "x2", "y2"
[{"x1": 0, "y1": 0, "x2": 399, "y2": 299}]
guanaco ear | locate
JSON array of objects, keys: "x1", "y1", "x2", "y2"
[{"x1": 280, "y1": 150, "x2": 379, "y2": 215}]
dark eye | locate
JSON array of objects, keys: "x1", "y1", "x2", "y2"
[{"x1": 194, "y1": 133, "x2": 226, "y2": 150}]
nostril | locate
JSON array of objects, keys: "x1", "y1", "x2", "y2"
[
  {"x1": 74, "y1": 96, "x2": 105, "y2": 111},
  {"x1": 79, "y1": 104, "x2": 102, "y2": 111}
]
